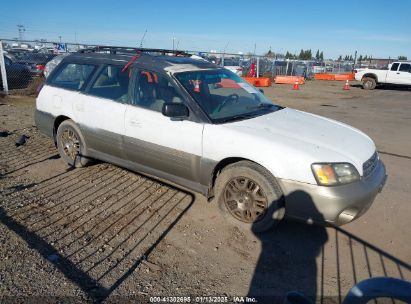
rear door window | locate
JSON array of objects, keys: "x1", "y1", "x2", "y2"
[
  {"x1": 50, "y1": 63, "x2": 96, "y2": 90},
  {"x1": 399, "y1": 63, "x2": 411, "y2": 72},
  {"x1": 88, "y1": 65, "x2": 130, "y2": 102}
]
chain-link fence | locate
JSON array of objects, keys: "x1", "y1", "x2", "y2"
[
  {"x1": 191, "y1": 53, "x2": 357, "y2": 79},
  {"x1": 0, "y1": 39, "x2": 102, "y2": 95},
  {"x1": 0, "y1": 38, "x2": 396, "y2": 95}
]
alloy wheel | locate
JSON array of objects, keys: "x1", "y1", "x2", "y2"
[
  {"x1": 223, "y1": 177, "x2": 268, "y2": 223},
  {"x1": 60, "y1": 129, "x2": 80, "y2": 162}
]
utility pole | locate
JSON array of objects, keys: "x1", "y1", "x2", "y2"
[
  {"x1": 17, "y1": 25, "x2": 25, "y2": 41},
  {"x1": 222, "y1": 42, "x2": 229, "y2": 67},
  {"x1": 74, "y1": 32, "x2": 79, "y2": 51},
  {"x1": 58, "y1": 36, "x2": 62, "y2": 43},
  {"x1": 172, "y1": 37, "x2": 175, "y2": 51},
  {"x1": 354, "y1": 50, "x2": 357, "y2": 69}
]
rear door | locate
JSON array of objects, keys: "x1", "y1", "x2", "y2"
[
  {"x1": 397, "y1": 63, "x2": 411, "y2": 85},
  {"x1": 124, "y1": 69, "x2": 203, "y2": 182},
  {"x1": 73, "y1": 64, "x2": 130, "y2": 158}
]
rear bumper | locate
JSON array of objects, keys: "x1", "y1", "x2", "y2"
[
  {"x1": 34, "y1": 109, "x2": 55, "y2": 139},
  {"x1": 279, "y1": 160, "x2": 387, "y2": 226}
]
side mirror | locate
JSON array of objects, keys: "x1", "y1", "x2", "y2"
[
  {"x1": 162, "y1": 103, "x2": 189, "y2": 119},
  {"x1": 259, "y1": 89, "x2": 265, "y2": 94}
]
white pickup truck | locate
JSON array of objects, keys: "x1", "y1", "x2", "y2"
[{"x1": 354, "y1": 61, "x2": 411, "y2": 89}]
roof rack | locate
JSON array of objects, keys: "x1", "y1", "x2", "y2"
[{"x1": 77, "y1": 45, "x2": 190, "y2": 56}]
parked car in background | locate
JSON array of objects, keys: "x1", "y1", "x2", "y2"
[
  {"x1": 14, "y1": 52, "x2": 56, "y2": 76},
  {"x1": 5, "y1": 48, "x2": 31, "y2": 61},
  {"x1": 0, "y1": 55, "x2": 33, "y2": 90},
  {"x1": 354, "y1": 61, "x2": 411, "y2": 89},
  {"x1": 220, "y1": 58, "x2": 243, "y2": 76}
]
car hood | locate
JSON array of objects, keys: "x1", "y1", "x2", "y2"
[{"x1": 223, "y1": 107, "x2": 375, "y2": 170}]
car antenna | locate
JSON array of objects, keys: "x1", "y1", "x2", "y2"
[{"x1": 139, "y1": 30, "x2": 147, "y2": 48}]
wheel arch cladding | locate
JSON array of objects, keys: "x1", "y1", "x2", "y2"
[
  {"x1": 208, "y1": 157, "x2": 273, "y2": 198},
  {"x1": 53, "y1": 115, "x2": 71, "y2": 142},
  {"x1": 363, "y1": 73, "x2": 378, "y2": 82}
]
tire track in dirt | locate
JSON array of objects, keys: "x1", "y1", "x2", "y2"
[{"x1": 0, "y1": 127, "x2": 194, "y2": 300}]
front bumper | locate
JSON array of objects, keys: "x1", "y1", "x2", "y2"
[{"x1": 279, "y1": 160, "x2": 387, "y2": 226}]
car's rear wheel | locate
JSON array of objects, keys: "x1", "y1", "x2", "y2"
[
  {"x1": 362, "y1": 77, "x2": 377, "y2": 90},
  {"x1": 56, "y1": 120, "x2": 92, "y2": 168},
  {"x1": 215, "y1": 161, "x2": 285, "y2": 233}
]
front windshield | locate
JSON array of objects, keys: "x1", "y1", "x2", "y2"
[{"x1": 174, "y1": 69, "x2": 282, "y2": 123}]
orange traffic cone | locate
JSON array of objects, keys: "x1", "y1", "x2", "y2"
[
  {"x1": 194, "y1": 80, "x2": 201, "y2": 92},
  {"x1": 343, "y1": 80, "x2": 350, "y2": 90},
  {"x1": 293, "y1": 80, "x2": 299, "y2": 90}
]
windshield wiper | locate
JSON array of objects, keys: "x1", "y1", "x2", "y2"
[
  {"x1": 246, "y1": 103, "x2": 276, "y2": 110},
  {"x1": 216, "y1": 113, "x2": 257, "y2": 123}
]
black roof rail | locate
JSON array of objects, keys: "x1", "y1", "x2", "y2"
[{"x1": 77, "y1": 45, "x2": 190, "y2": 56}]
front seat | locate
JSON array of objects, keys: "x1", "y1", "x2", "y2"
[{"x1": 138, "y1": 73, "x2": 156, "y2": 108}]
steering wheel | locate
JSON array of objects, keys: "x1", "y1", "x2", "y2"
[{"x1": 215, "y1": 93, "x2": 239, "y2": 113}]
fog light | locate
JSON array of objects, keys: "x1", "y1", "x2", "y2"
[{"x1": 337, "y1": 208, "x2": 358, "y2": 225}]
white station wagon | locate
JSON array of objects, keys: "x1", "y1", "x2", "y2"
[{"x1": 35, "y1": 47, "x2": 387, "y2": 232}]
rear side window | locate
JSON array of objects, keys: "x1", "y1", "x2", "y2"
[
  {"x1": 88, "y1": 65, "x2": 130, "y2": 102},
  {"x1": 399, "y1": 63, "x2": 411, "y2": 72},
  {"x1": 390, "y1": 63, "x2": 399, "y2": 71},
  {"x1": 50, "y1": 63, "x2": 95, "y2": 90}
]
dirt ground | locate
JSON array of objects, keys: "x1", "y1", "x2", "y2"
[{"x1": 0, "y1": 81, "x2": 410, "y2": 303}]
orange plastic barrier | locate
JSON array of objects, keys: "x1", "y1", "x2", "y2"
[
  {"x1": 315, "y1": 73, "x2": 355, "y2": 81},
  {"x1": 314, "y1": 74, "x2": 335, "y2": 80},
  {"x1": 334, "y1": 73, "x2": 355, "y2": 81},
  {"x1": 218, "y1": 78, "x2": 241, "y2": 88},
  {"x1": 274, "y1": 76, "x2": 305, "y2": 85},
  {"x1": 242, "y1": 77, "x2": 272, "y2": 87},
  {"x1": 253, "y1": 78, "x2": 272, "y2": 87}
]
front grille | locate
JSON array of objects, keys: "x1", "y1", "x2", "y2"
[{"x1": 363, "y1": 151, "x2": 379, "y2": 178}]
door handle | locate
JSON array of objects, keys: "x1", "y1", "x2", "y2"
[
  {"x1": 397, "y1": 72, "x2": 400, "y2": 74},
  {"x1": 128, "y1": 119, "x2": 141, "y2": 127}
]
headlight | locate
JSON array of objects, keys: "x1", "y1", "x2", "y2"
[{"x1": 311, "y1": 163, "x2": 360, "y2": 186}]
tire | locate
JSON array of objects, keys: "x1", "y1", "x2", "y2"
[
  {"x1": 214, "y1": 161, "x2": 285, "y2": 233},
  {"x1": 362, "y1": 77, "x2": 377, "y2": 90},
  {"x1": 56, "y1": 119, "x2": 92, "y2": 168}
]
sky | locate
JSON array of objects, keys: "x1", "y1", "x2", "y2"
[{"x1": 0, "y1": 0, "x2": 410, "y2": 59}]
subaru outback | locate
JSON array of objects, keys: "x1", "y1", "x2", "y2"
[{"x1": 35, "y1": 47, "x2": 387, "y2": 232}]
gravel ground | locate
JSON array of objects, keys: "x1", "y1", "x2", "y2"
[{"x1": 0, "y1": 81, "x2": 410, "y2": 303}]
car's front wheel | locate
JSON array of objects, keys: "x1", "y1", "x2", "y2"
[
  {"x1": 215, "y1": 161, "x2": 285, "y2": 233},
  {"x1": 56, "y1": 119, "x2": 92, "y2": 168}
]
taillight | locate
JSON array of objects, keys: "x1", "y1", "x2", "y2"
[
  {"x1": 236, "y1": 67, "x2": 243, "y2": 71},
  {"x1": 36, "y1": 64, "x2": 45, "y2": 71}
]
